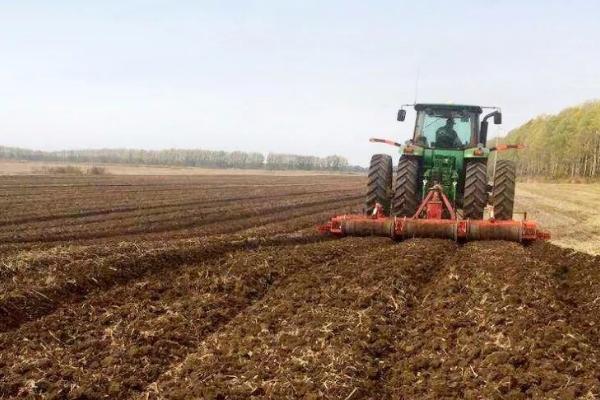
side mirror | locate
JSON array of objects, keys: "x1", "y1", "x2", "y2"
[
  {"x1": 480, "y1": 120, "x2": 488, "y2": 145},
  {"x1": 397, "y1": 109, "x2": 406, "y2": 122},
  {"x1": 493, "y1": 111, "x2": 502, "y2": 125}
]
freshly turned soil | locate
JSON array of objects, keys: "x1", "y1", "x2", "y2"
[{"x1": 0, "y1": 174, "x2": 598, "y2": 399}]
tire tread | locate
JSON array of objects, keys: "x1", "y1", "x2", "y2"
[
  {"x1": 492, "y1": 160, "x2": 516, "y2": 220},
  {"x1": 392, "y1": 156, "x2": 420, "y2": 217},
  {"x1": 463, "y1": 159, "x2": 488, "y2": 220},
  {"x1": 365, "y1": 154, "x2": 393, "y2": 215}
]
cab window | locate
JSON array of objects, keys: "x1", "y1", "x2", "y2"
[{"x1": 414, "y1": 109, "x2": 477, "y2": 148}]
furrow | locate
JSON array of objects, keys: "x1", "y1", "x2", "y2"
[{"x1": 0, "y1": 238, "x2": 372, "y2": 399}]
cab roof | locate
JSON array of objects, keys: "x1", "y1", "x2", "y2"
[{"x1": 414, "y1": 103, "x2": 483, "y2": 113}]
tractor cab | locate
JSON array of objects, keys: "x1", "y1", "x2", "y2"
[
  {"x1": 397, "y1": 103, "x2": 502, "y2": 149},
  {"x1": 413, "y1": 104, "x2": 481, "y2": 149}
]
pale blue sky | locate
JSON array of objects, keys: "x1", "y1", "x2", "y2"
[{"x1": 0, "y1": 1, "x2": 598, "y2": 165}]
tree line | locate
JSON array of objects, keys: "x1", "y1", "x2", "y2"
[
  {"x1": 265, "y1": 153, "x2": 349, "y2": 170},
  {"x1": 0, "y1": 146, "x2": 360, "y2": 172},
  {"x1": 496, "y1": 101, "x2": 600, "y2": 180}
]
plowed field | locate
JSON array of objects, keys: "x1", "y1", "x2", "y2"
[{"x1": 0, "y1": 174, "x2": 599, "y2": 399}]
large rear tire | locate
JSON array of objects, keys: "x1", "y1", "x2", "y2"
[
  {"x1": 365, "y1": 154, "x2": 393, "y2": 216},
  {"x1": 392, "y1": 155, "x2": 420, "y2": 217},
  {"x1": 492, "y1": 160, "x2": 516, "y2": 220},
  {"x1": 463, "y1": 159, "x2": 488, "y2": 220}
]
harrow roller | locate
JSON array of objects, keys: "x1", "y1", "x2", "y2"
[
  {"x1": 320, "y1": 215, "x2": 549, "y2": 243},
  {"x1": 319, "y1": 185, "x2": 550, "y2": 244}
]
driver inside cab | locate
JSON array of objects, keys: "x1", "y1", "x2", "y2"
[{"x1": 435, "y1": 118, "x2": 462, "y2": 148}]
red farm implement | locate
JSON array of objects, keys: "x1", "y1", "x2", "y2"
[{"x1": 319, "y1": 184, "x2": 550, "y2": 243}]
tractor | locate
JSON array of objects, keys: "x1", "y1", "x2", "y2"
[
  {"x1": 367, "y1": 103, "x2": 514, "y2": 220},
  {"x1": 319, "y1": 103, "x2": 550, "y2": 243}
]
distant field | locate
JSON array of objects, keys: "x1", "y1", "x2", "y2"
[
  {"x1": 0, "y1": 160, "x2": 359, "y2": 176},
  {"x1": 0, "y1": 160, "x2": 597, "y2": 253}
]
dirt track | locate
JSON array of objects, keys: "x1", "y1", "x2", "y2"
[{"x1": 0, "y1": 174, "x2": 599, "y2": 399}]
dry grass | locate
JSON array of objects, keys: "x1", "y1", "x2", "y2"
[
  {"x1": 86, "y1": 166, "x2": 108, "y2": 175},
  {"x1": 35, "y1": 165, "x2": 85, "y2": 175},
  {"x1": 515, "y1": 183, "x2": 600, "y2": 254},
  {"x1": 29, "y1": 164, "x2": 109, "y2": 175}
]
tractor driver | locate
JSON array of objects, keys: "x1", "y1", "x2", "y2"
[{"x1": 435, "y1": 118, "x2": 462, "y2": 148}]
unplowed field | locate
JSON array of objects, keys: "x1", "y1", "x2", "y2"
[{"x1": 0, "y1": 174, "x2": 599, "y2": 399}]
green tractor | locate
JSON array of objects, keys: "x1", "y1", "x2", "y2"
[{"x1": 366, "y1": 103, "x2": 516, "y2": 221}]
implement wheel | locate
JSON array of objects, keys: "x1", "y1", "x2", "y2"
[
  {"x1": 463, "y1": 159, "x2": 488, "y2": 220},
  {"x1": 492, "y1": 160, "x2": 516, "y2": 220},
  {"x1": 365, "y1": 154, "x2": 393, "y2": 215},
  {"x1": 392, "y1": 155, "x2": 420, "y2": 217}
]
